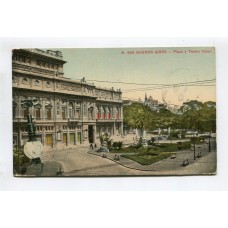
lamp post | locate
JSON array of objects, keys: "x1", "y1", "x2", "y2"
[
  {"x1": 208, "y1": 133, "x2": 211, "y2": 152},
  {"x1": 21, "y1": 99, "x2": 43, "y2": 164},
  {"x1": 191, "y1": 136, "x2": 197, "y2": 160},
  {"x1": 17, "y1": 118, "x2": 21, "y2": 170}
]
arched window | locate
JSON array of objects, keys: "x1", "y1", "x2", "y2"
[
  {"x1": 22, "y1": 78, "x2": 28, "y2": 84},
  {"x1": 23, "y1": 107, "x2": 29, "y2": 119},
  {"x1": 115, "y1": 107, "x2": 119, "y2": 119},
  {"x1": 106, "y1": 107, "x2": 111, "y2": 119},
  {"x1": 95, "y1": 106, "x2": 99, "y2": 119},
  {"x1": 46, "y1": 108, "x2": 51, "y2": 120},
  {"x1": 88, "y1": 106, "x2": 93, "y2": 120},
  {"x1": 69, "y1": 102, "x2": 74, "y2": 119},
  {"x1": 46, "y1": 81, "x2": 51, "y2": 88},
  {"x1": 83, "y1": 103, "x2": 87, "y2": 116},
  {"x1": 45, "y1": 103, "x2": 52, "y2": 120},
  {"x1": 34, "y1": 80, "x2": 40, "y2": 86},
  {"x1": 13, "y1": 102, "x2": 17, "y2": 119},
  {"x1": 35, "y1": 108, "x2": 41, "y2": 120},
  {"x1": 101, "y1": 106, "x2": 105, "y2": 119}
]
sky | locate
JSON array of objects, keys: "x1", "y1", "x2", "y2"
[{"x1": 58, "y1": 47, "x2": 216, "y2": 106}]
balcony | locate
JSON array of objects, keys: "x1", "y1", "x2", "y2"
[
  {"x1": 96, "y1": 118, "x2": 122, "y2": 123},
  {"x1": 68, "y1": 118, "x2": 79, "y2": 123}
]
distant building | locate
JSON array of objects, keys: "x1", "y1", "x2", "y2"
[
  {"x1": 12, "y1": 49, "x2": 123, "y2": 150},
  {"x1": 144, "y1": 93, "x2": 166, "y2": 112}
]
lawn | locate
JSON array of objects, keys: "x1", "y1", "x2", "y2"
[
  {"x1": 121, "y1": 152, "x2": 176, "y2": 165},
  {"x1": 110, "y1": 141, "x2": 191, "y2": 154},
  {"x1": 109, "y1": 141, "x2": 190, "y2": 165}
]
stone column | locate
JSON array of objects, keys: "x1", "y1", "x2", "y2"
[
  {"x1": 43, "y1": 128, "x2": 46, "y2": 146},
  {"x1": 113, "y1": 122, "x2": 116, "y2": 135},
  {"x1": 93, "y1": 124, "x2": 96, "y2": 143},
  {"x1": 67, "y1": 129, "x2": 69, "y2": 147},
  {"x1": 18, "y1": 96, "x2": 22, "y2": 118},
  {"x1": 75, "y1": 126, "x2": 77, "y2": 145},
  {"x1": 41, "y1": 98, "x2": 45, "y2": 120},
  {"x1": 120, "y1": 122, "x2": 124, "y2": 135},
  {"x1": 66, "y1": 100, "x2": 69, "y2": 119},
  {"x1": 52, "y1": 133, "x2": 55, "y2": 148}
]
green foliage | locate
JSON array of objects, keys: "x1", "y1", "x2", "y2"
[
  {"x1": 179, "y1": 101, "x2": 216, "y2": 132},
  {"x1": 13, "y1": 146, "x2": 30, "y2": 174},
  {"x1": 100, "y1": 133, "x2": 113, "y2": 149},
  {"x1": 112, "y1": 141, "x2": 123, "y2": 150},
  {"x1": 121, "y1": 152, "x2": 176, "y2": 165},
  {"x1": 123, "y1": 100, "x2": 216, "y2": 133}
]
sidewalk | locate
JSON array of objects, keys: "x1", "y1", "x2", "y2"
[
  {"x1": 23, "y1": 142, "x2": 216, "y2": 176},
  {"x1": 88, "y1": 148, "x2": 216, "y2": 175}
]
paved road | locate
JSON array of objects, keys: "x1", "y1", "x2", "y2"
[
  {"x1": 39, "y1": 138, "x2": 216, "y2": 176},
  {"x1": 41, "y1": 146, "x2": 145, "y2": 176}
]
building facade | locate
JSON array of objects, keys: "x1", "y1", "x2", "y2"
[{"x1": 12, "y1": 49, "x2": 123, "y2": 150}]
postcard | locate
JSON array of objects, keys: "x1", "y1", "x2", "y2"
[{"x1": 12, "y1": 47, "x2": 216, "y2": 176}]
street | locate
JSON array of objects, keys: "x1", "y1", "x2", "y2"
[{"x1": 40, "y1": 138, "x2": 216, "y2": 176}]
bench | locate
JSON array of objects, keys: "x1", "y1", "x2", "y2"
[
  {"x1": 170, "y1": 155, "x2": 177, "y2": 159},
  {"x1": 182, "y1": 159, "x2": 189, "y2": 166}
]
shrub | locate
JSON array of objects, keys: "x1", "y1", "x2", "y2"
[
  {"x1": 113, "y1": 141, "x2": 123, "y2": 150},
  {"x1": 13, "y1": 147, "x2": 30, "y2": 174}
]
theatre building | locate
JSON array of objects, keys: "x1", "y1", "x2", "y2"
[{"x1": 12, "y1": 49, "x2": 123, "y2": 150}]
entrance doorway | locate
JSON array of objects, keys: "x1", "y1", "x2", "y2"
[
  {"x1": 70, "y1": 133, "x2": 75, "y2": 145},
  {"x1": 63, "y1": 133, "x2": 67, "y2": 146},
  {"x1": 77, "y1": 132, "x2": 82, "y2": 144},
  {"x1": 46, "y1": 134, "x2": 53, "y2": 146},
  {"x1": 88, "y1": 125, "x2": 94, "y2": 143}
]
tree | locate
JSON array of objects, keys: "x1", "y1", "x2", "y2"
[{"x1": 123, "y1": 103, "x2": 152, "y2": 132}]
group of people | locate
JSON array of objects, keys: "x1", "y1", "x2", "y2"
[{"x1": 90, "y1": 143, "x2": 97, "y2": 150}]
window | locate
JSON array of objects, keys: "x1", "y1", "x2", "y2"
[
  {"x1": 46, "y1": 108, "x2": 51, "y2": 120},
  {"x1": 22, "y1": 78, "x2": 28, "y2": 84},
  {"x1": 75, "y1": 110, "x2": 80, "y2": 119},
  {"x1": 26, "y1": 58, "x2": 31, "y2": 64},
  {"x1": 21, "y1": 56, "x2": 26, "y2": 63},
  {"x1": 46, "y1": 81, "x2": 51, "y2": 88},
  {"x1": 101, "y1": 107, "x2": 105, "y2": 119},
  {"x1": 95, "y1": 106, "x2": 99, "y2": 119},
  {"x1": 35, "y1": 108, "x2": 41, "y2": 120},
  {"x1": 69, "y1": 102, "x2": 74, "y2": 119},
  {"x1": 62, "y1": 108, "x2": 66, "y2": 120},
  {"x1": 34, "y1": 80, "x2": 40, "y2": 86},
  {"x1": 37, "y1": 60, "x2": 41, "y2": 66},
  {"x1": 13, "y1": 106, "x2": 16, "y2": 119},
  {"x1": 83, "y1": 103, "x2": 87, "y2": 116},
  {"x1": 106, "y1": 107, "x2": 111, "y2": 119},
  {"x1": 115, "y1": 107, "x2": 119, "y2": 119},
  {"x1": 12, "y1": 76, "x2": 17, "y2": 83},
  {"x1": 23, "y1": 107, "x2": 29, "y2": 119},
  {"x1": 88, "y1": 107, "x2": 93, "y2": 120}
]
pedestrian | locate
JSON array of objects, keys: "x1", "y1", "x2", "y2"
[
  {"x1": 90, "y1": 143, "x2": 92, "y2": 149},
  {"x1": 94, "y1": 143, "x2": 97, "y2": 148},
  {"x1": 91, "y1": 144, "x2": 94, "y2": 150}
]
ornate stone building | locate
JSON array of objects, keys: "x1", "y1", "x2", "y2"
[{"x1": 12, "y1": 49, "x2": 123, "y2": 150}]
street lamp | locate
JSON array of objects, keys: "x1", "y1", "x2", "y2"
[
  {"x1": 16, "y1": 118, "x2": 22, "y2": 171},
  {"x1": 21, "y1": 99, "x2": 43, "y2": 165},
  {"x1": 208, "y1": 132, "x2": 211, "y2": 152},
  {"x1": 191, "y1": 136, "x2": 197, "y2": 160}
]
